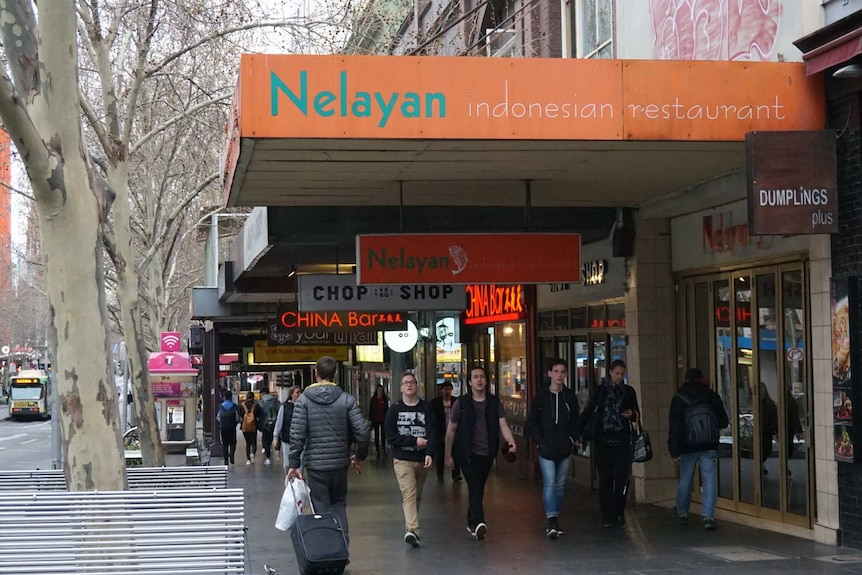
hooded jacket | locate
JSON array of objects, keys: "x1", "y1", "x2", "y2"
[
  {"x1": 217, "y1": 399, "x2": 239, "y2": 430},
  {"x1": 288, "y1": 382, "x2": 370, "y2": 471},
  {"x1": 526, "y1": 386, "x2": 580, "y2": 461},
  {"x1": 667, "y1": 380, "x2": 729, "y2": 458}
]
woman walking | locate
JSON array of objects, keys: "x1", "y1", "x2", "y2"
[
  {"x1": 580, "y1": 360, "x2": 640, "y2": 528},
  {"x1": 369, "y1": 384, "x2": 389, "y2": 457}
]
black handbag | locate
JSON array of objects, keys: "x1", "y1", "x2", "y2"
[{"x1": 632, "y1": 419, "x2": 653, "y2": 463}]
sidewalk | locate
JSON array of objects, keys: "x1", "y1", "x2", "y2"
[{"x1": 235, "y1": 453, "x2": 862, "y2": 575}]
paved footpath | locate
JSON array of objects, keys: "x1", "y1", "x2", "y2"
[{"x1": 236, "y1": 452, "x2": 862, "y2": 575}]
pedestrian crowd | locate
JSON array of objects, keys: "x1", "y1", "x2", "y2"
[{"x1": 219, "y1": 355, "x2": 730, "y2": 551}]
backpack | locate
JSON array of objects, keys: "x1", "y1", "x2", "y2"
[
  {"x1": 260, "y1": 396, "x2": 279, "y2": 432},
  {"x1": 241, "y1": 402, "x2": 257, "y2": 432},
  {"x1": 677, "y1": 393, "x2": 719, "y2": 448},
  {"x1": 219, "y1": 403, "x2": 238, "y2": 429}
]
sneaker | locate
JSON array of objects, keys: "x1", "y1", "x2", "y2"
[
  {"x1": 703, "y1": 517, "x2": 717, "y2": 530},
  {"x1": 672, "y1": 506, "x2": 688, "y2": 523},
  {"x1": 404, "y1": 532, "x2": 419, "y2": 547},
  {"x1": 603, "y1": 521, "x2": 616, "y2": 528},
  {"x1": 617, "y1": 515, "x2": 626, "y2": 527},
  {"x1": 546, "y1": 518, "x2": 559, "y2": 540},
  {"x1": 264, "y1": 458, "x2": 271, "y2": 466},
  {"x1": 551, "y1": 517, "x2": 564, "y2": 536},
  {"x1": 230, "y1": 457, "x2": 235, "y2": 464},
  {"x1": 245, "y1": 460, "x2": 251, "y2": 466},
  {"x1": 475, "y1": 522, "x2": 487, "y2": 541},
  {"x1": 453, "y1": 474, "x2": 463, "y2": 482}
]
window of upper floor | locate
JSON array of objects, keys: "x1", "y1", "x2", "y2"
[{"x1": 568, "y1": 0, "x2": 613, "y2": 59}]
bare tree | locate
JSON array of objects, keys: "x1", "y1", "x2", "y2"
[
  {"x1": 0, "y1": 1, "x2": 126, "y2": 490},
  {"x1": 77, "y1": 0, "x2": 350, "y2": 466}
]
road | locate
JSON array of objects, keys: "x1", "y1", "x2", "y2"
[{"x1": 0, "y1": 403, "x2": 53, "y2": 471}]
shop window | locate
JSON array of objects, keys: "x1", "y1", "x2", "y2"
[
  {"x1": 588, "y1": 305, "x2": 606, "y2": 329},
  {"x1": 570, "y1": 307, "x2": 588, "y2": 329},
  {"x1": 498, "y1": 322, "x2": 527, "y2": 437},
  {"x1": 606, "y1": 303, "x2": 625, "y2": 329},
  {"x1": 553, "y1": 310, "x2": 570, "y2": 330},
  {"x1": 539, "y1": 311, "x2": 554, "y2": 331}
]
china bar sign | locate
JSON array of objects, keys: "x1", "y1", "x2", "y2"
[
  {"x1": 356, "y1": 233, "x2": 581, "y2": 285},
  {"x1": 746, "y1": 131, "x2": 838, "y2": 235}
]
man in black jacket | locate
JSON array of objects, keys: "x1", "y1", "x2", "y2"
[
  {"x1": 668, "y1": 368, "x2": 729, "y2": 531},
  {"x1": 430, "y1": 381, "x2": 461, "y2": 482},
  {"x1": 444, "y1": 366, "x2": 518, "y2": 541},
  {"x1": 526, "y1": 358, "x2": 579, "y2": 539},
  {"x1": 385, "y1": 371, "x2": 436, "y2": 547},
  {"x1": 288, "y1": 356, "x2": 370, "y2": 542}
]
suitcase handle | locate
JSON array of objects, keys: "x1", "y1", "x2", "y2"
[{"x1": 288, "y1": 477, "x2": 315, "y2": 515}]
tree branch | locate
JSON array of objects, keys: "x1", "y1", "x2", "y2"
[
  {"x1": 130, "y1": 93, "x2": 231, "y2": 155},
  {"x1": 139, "y1": 172, "x2": 218, "y2": 271}
]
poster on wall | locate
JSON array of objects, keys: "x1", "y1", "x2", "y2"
[{"x1": 831, "y1": 277, "x2": 859, "y2": 463}]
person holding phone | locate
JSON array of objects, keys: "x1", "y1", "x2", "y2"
[{"x1": 579, "y1": 360, "x2": 640, "y2": 528}]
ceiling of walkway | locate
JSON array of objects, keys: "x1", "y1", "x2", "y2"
[{"x1": 226, "y1": 138, "x2": 745, "y2": 208}]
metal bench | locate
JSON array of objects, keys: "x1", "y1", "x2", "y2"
[
  {"x1": 0, "y1": 465, "x2": 229, "y2": 491},
  {"x1": 0, "y1": 487, "x2": 245, "y2": 574}
]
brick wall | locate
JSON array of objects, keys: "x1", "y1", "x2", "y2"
[{"x1": 829, "y1": 86, "x2": 862, "y2": 549}]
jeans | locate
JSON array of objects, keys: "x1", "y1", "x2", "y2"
[
  {"x1": 436, "y1": 443, "x2": 461, "y2": 479},
  {"x1": 305, "y1": 467, "x2": 351, "y2": 544},
  {"x1": 372, "y1": 422, "x2": 386, "y2": 453},
  {"x1": 243, "y1": 431, "x2": 257, "y2": 460},
  {"x1": 220, "y1": 427, "x2": 236, "y2": 464},
  {"x1": 393, "y1": 459, "x2": 430, "y2": 534},
  {"x1": 596, "y1": 440, "x2": 631, "y2": 523},
  {"x1": 261, "y1": 429, "x2": 274, "y2": 459},
  {"x1": 538, "y1": 456, "x2": 570, "y2": 518},
  {"x1": 676, "y1": 449, "x2": 718, "y2": 519},
  {"x1": 461, "y1": 453, "x2": 494, "y2": 527}
]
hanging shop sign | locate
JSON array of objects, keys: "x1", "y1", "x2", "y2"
[
  {"x1": 581, "y1": 259, "x2": 607, "y2": 286},
  {"x1": 356, "y1": 234, "x2": 581, "y2": 285},
  {"x1": 276, "y1": 306, "x2": 407, "y2": 332},
  {"x1": 746, "y1": 130, "x2": 838, "y2": 235},
  {"x1": 297, "y1": 273, "x2": 466, "y2": 311},
  {"x1": 253, "y1": 341, "x2": 349, "y2": 363},
  {"x1": 266, "y1": 320, "x2": 379, "y2": 346},
  {"x1": 464, "y1": 284, "x2": 525, "y2": 325}
]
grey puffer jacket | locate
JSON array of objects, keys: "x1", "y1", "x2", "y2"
[{"x1": 288, "y1": 382, "x2": 370, "y2": 471}]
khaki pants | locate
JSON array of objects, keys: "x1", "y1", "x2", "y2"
[{"x1": 393, "y1": 459, "x2": 430, "y2": 534}]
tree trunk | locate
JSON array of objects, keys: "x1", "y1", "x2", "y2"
[
  {"x1": 110, "y1": 168, "x2": 164, "y2": 467},
  {"x1": 38, "y1": 161, "x2": 126, "y2": 490}
]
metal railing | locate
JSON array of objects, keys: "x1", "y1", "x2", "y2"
[
  {"x1": 0, "y1": 465, "x2": 229, "y2": 491},
  {"x1": 0, "y1": 487, "x2": 245, "y2": 574}
]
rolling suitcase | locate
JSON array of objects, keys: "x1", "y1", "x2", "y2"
[{"x1": 289, "y1": 480, "x2": 349, "y2": 575}]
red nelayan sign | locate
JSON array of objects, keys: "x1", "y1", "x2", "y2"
[{"x1": 356, "y1": 234, "x2": 581, "y2": 285}]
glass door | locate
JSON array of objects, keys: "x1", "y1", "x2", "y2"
[{"x1": 679, "y1": 264, "x2": 812, "y2": 527}]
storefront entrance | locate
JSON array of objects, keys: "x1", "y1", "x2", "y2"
[{"x1": 676, "y1": 262, "x2": 813, "y2": 527}]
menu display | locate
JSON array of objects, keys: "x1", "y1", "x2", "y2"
[{"x1": 831, "y1": 277, "x2": 859, "y2": 463}]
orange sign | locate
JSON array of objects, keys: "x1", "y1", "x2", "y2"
[
  {"x1": 464, "y1": 285, "x2": 525, "y2": 325},
  {"x1": 356, "y1": 234, "x2": 581, "y2": 285},
  {"x1": 235, "y1": 55, "x2": 823, "y2": 142}
]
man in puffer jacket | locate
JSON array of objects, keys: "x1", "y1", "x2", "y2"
[
  {"x1": 526, "y1": 358, "x2": 580, "y2": 540},
  {"x1": 288, "y1": 356, "x2": 370, "y2": 543}
]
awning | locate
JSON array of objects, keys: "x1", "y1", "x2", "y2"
[{"x1": 802, "y1": 28, "x2": 862, "y2": 76}]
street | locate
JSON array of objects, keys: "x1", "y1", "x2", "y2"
[{"x1": 0, "y1": 403, "x2": 53, "y2": 471}]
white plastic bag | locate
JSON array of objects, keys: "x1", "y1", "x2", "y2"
[{"x1": 275, "y1": 478, "x2": 308, "y2": 531}]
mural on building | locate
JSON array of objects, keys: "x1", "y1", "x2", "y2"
[{"x1": 649, "y1": 0, "x2": 782, "y2": 61}]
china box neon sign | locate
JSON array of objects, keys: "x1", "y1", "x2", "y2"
[{"x1": 464, "y1": 284, "x2": 525, "y2": 325}]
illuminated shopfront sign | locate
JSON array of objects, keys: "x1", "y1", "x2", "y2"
[
  {"x1": 277, "y1": 308, "x2": 407, "y2": 332},
  {"x1": 464, "y1": 284, "x2": 525, "y2": 325}
]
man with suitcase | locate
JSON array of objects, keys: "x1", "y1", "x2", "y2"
[{"x1": 287, "y1": 356, "x2": 370, "y2": 544}]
